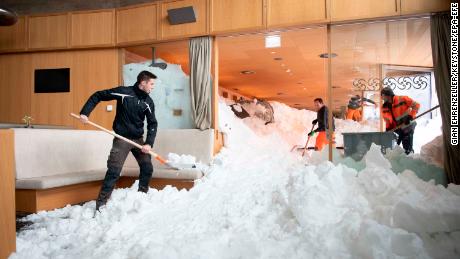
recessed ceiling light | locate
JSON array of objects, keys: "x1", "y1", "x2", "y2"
[
  {"x1": 240, "y1": 70, "x2": 255, "y2": 75},
  {"x1": 271, "y1": 51, "x2": 276, "y2": 54},
  {"x1": 265, "y1": 35, "x2": 281, "y2": 48},
  {"x1": 286, "y1": 69, "x2": 291, "y2": 73},
  {"x1": 319, "y1": 53, "x2": 338, "y2": 58}
]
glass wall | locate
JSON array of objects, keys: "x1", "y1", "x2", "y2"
[
  {"x1": 217, "y1": 27, "x2": 328, "y2": 147},
  {"x1": 331, "y1": 17, "x2": 441, "y2": 158},
  {"x1": 123, "y1": 40, "x2": 194, "y2": 129}
]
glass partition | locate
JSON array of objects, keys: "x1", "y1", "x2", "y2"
[
  {"x1": 124, "y1": 40, "x2": 194, "y2": 129},
  {"x1": 331, "y1": 17, "x2": 441, "y2": 159},
  {"x1": 217, "y1": 27, "x2": 328, "y2": 150}
]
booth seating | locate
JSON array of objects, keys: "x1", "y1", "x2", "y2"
[{"x1": 9, "y1": 128, "x2": 213, "y2": 213}]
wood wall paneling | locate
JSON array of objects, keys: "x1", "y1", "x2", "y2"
[
  {"x1": 117, "y1": 4, "x2": 157, "y2": 44},
  {"x1": 0, "y1": 129, "x2": 16, "y2": 259},
  {"x1": 210, "y1": 0, "x2": 264, "y2": 33},
  {"x1": 15, "y1": 189, "x2": 37, "y2": 213},
  {"x1": 160, "y1": 0, "x2": 207, "y2": 39},
  {"x1": 35, "y1": 181, "x2": 102, "y2": 212},
  {"x1": 72, "y1": 49, "x2": 119, "y2": 130},
  {"x1": 70, "y1": 10, "x2": 115, "y2": 47},
  {"x1": 401, "y1": 0, "x2": 451, "y2": 15},
  {"x1": 0, "y1": 54, "x2": 31, "y2": 123},
  {"x1": 30, "y1": 52, "x2": 73, "y2": 126},
  {"x1": 28, "y1": 14, "x2": 68, "y2": 50},
  {"x1": 0, "y1": 16, "x2": 27, "y2": 52},
  {"x1": 331, "y1": 0, "x2": 399, "y2": 22},
  {"x1": 267, "y1": 0, "x2": 327, "y2": 28},
  {"x1": 0, "y1": 49, "x2": 118, "y2": 128}
]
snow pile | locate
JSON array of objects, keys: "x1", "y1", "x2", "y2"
[
  {"x1": 233, "y1": 100, "x2": 442, "y2": 165},
  {"x1": 420, "y1": 135, "x2": 444, "y2": 168},
  {"x1": 235, "y1": 101, "x2": 380, "y2": 149},
  {"x1": 306, "y1": 144, "x2": 447, "y2": 186},
  {"x1": 11, "y1": 100, "x2": 458, "y2": 259},
  {"x1": 413, "y1": 116, "x2": 443, "y2": 154}
]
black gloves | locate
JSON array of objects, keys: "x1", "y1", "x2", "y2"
[
  {"x1": 308, "y1": 130, "x2": 316, "y2": 137},
  {"x1": 312, "y1": 119, "x2": 318, "y2": 125},
  {"x1": 403, "y1": 115, "x2": 413, "y2": 125}
]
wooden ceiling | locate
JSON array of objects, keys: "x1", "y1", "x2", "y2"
[{"x1": 125, "y1": 17, "x2": 432, "y2": 111}]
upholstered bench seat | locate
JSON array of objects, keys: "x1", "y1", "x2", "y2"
[
  {"x1": 7, "y1": 128, "x2": 214, "y2": 212},
  {"x1": 15, "y1": 167, "x2": 203, "y2": 190},
  {"x1": 16, "y1": 169, "x2": 107, "y2": 189}
]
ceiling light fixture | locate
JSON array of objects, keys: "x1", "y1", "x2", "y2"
[
  {"x1": 240, "y1": 70, "x2": 255, "y2": 75},
  {"x1": 319, "y1": 53, "x2": 338, "y2": 58},
  {"x1": 265, "y1": 35, "x2": 281, "y2": 48}
]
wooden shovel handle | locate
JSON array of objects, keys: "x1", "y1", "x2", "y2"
[{"x1": 70, "y1": 113, "x2": 168, "y2": 165}]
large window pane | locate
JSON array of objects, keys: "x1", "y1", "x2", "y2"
[
  {"x1": 124, "y1": 41, "x2": 194, "y2": 129},
  {"x1": 331, "y1": 17, "x2": 441, "y2": 158}
]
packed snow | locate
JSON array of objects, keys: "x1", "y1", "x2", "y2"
[
  {"x1": 11, "y1": 100, "x2": 459, "y2": 259},
  {"x1": 420, "y1": 135, "x2": 444, "y2": 168}
]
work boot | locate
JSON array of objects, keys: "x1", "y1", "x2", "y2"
[
  {"x1": 405, "y1": 149, "x2": 414, "y2": 155},
  {"x1": 137, "y1": 162, "x2": 153, "y2": 194},
  {"x1": 138, "y1": 185, "x2": 149, "y2": 193},
  {"x1": 95, "y1": 191, "x2": 112, "y2": 212}
]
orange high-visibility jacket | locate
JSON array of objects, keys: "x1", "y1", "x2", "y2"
[{"x1": 381, "y1": 95, "x2": 420, "y2": 130}]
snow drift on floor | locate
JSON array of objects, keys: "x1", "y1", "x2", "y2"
[{"x1": 11, "y1": 100, "x2": 458, "y2": 259}]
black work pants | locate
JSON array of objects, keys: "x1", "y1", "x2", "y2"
[
  {"x1": 96, "y1": 137, "x2": 153, "y2": 209},
  {"x1": 395, "y1": 123, "x2": 416, "y2": 155}
]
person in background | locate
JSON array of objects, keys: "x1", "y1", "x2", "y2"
[
  {"x1": 308, "y1": 98, "x2": 335, "y2": 151},
  {"x1": 346, "y1": 94, "x2": 376, "y2": 122},
  {"x1": 79, "y1": 70, "x2": 158, "y2": 212},
  {"x1": 381, "y1": 87, "x2": 420, "y2": 155}
]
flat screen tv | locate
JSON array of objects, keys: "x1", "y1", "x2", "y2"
[{"x1": 34, "y1": 68, "x2": 70, "y2": 93}]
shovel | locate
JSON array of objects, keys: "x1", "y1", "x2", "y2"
[
  {"x1": 70, "y1": 113, "x2": 196, "y2": 171},
  {"x1": 302, "y1": 124, "x2": 316, "y2": 157},
  {"x1": 389, "y1": 105, "x2": 440, "y2": 133}
]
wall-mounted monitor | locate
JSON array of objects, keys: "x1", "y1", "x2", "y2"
[{"x1": 34, "y1": 68, "x2": 70, "y2": 93}]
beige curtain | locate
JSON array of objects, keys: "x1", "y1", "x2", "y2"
[
  {"x1": 189, "y1": 36, "x2": 212, "y2": 130},
  {"x1": 431, "y1": 13, "x2": 460, "y2": 184}
]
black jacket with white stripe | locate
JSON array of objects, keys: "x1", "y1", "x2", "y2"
[{"x1": 80, "y1": 84, "x2": 158, "y2": 146}]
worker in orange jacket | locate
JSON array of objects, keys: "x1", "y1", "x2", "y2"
[
  {"x1": 381, "y1": 87, "x2": 420, "y2": 154},
  {"x1": 346, "y1": 95, "x2": 376, "y2": 121},
  {"x1": 308, "y1": 98, "x2": 335, "y2": 151}
]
